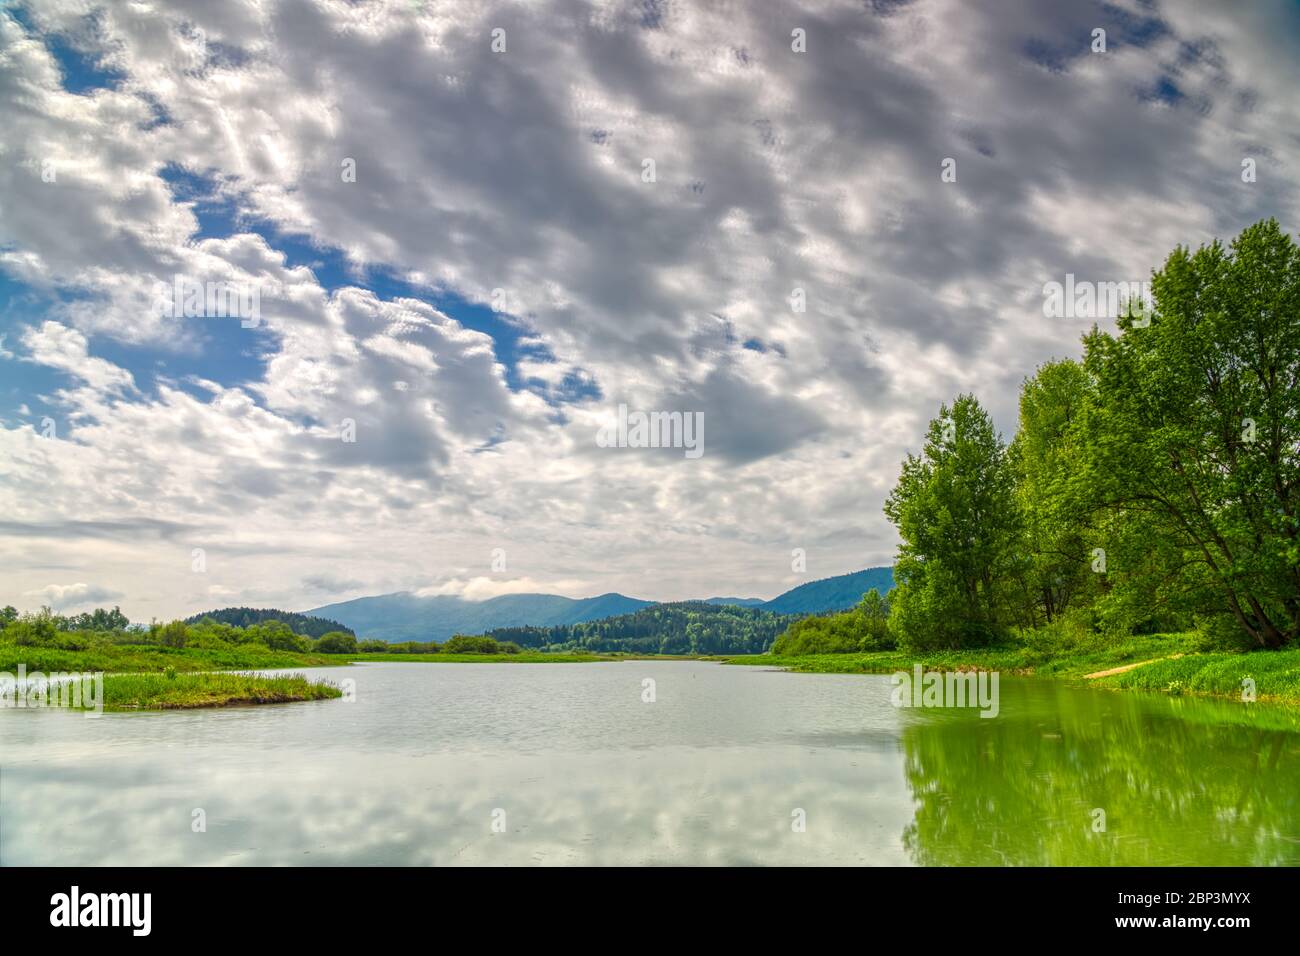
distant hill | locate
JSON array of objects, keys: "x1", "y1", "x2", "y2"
[
  {"x1": 758, "y1": 567, "x2": 894, "y2": 615},
  {"x1": 184, "y1": 607, "x2": 353, "y2": 638},
  {"x1": 307, "y1": 567, "x2": 894, "y2": 642},
  {"x1": 306, "y1": 591, "x2": 653, "y2": 642},
  {"x1": 486, "y1": 601, "x2": 797, "y2": 655}
]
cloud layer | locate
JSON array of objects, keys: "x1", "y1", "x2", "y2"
[{"x1": 1, "y1": 0, "x2": 1297, "y2": 618}]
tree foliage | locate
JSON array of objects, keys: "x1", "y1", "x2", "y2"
[
  {"x1": 885, "y1": 395, "x2": 1022, "y2": 650},
  {"x1": 487, "y1": 602, "x2": 795, "y2": 655},
  {"x1": 183, "y1": 607, "x2": 353, "y2": 638},
  {"x1": 875, "y1": 219, "x2": 1300, "y2": 653}
]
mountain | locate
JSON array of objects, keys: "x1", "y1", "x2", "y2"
[
  {"x1": 306, "y1": 591, "x2": 653, "y2": 642},
  {"x1": 183, "y1": 607, "x2": 353, "y2": 638},
  {"x1": 305, "y1": 567, "x2": 895, "y2": 642},
  {"x1": 757, "y1": 567, "x2": 895, "y2": 615}
]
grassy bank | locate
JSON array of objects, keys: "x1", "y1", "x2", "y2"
[
  {"x1": 54, "y1": 672, "x2": 343, "y2": 711},
  {"x1": 725, "y1": 633, "x2": 1300, "y2": 707},
  {"x1": 0, "y1": 641, "x2": 337, "y2": 675}
]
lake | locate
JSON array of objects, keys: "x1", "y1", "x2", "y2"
[{"x1": 2, "y1": 660, "x2": 1298, "y2": 865}]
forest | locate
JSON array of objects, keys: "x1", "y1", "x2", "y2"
[
  {"x1": 182, "y1": 607, "x2": 353, "y2": 638},
  {"x1": 485, "y1": 602, "x2": 797, "y2": 655}
]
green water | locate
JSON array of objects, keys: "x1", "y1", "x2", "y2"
[{"x1": 1, "y1": 661, "x2": 1296, "y2": 865}]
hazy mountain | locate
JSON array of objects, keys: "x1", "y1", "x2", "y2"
[
  {"x1": 306, "y1": 591, "x2": 652, "y2": 642},
  {"x1": 757, "y1": 567, "x2": 895, "y2": 615},
  {"x1": 305, "y1": 568, "x2": 894, "y2": 641}
]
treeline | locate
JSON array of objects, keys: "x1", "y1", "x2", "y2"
[
  {"x1": 358, "y1": 635, "x2": 523, "y2": 655},
  {"x1": 0, "y1": 607, "x2": 363, "y2": 654},
  {"x1": 887, "y1": 219, "x2": 1299, "y2": 652},
  {"x1": 486, "y1": 601, "x2": 797, "y2": 654},
  {"x1": 0, "y1": 605, "x2": 127, "y2": 633},
  {"x1": 183, "y1": 607, "x2": 353, "y2": 638},
  {"x1": 0, "y1": 605, "x2": 526, "y2": 656}
]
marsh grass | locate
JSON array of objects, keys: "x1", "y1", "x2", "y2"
[{"x1": 91, "y1": 672, "x2": 342, "y2": 710}]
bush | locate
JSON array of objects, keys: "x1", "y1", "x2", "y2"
[
  {"x1": 254, "y1": 621, "x2": 309, "y2": 652},
  {"x1": 771, "y1": 590, "x2": 896, "y2": 655},
  {"x1": 357, "y1": 639, "x2": 389, "y2": 653},
  {"x1": 6, "y1": 613, "x2": 60, "y2": 646},
  {"x1": 315, "y1": 632, "x2": 359, "y2": 654},
  {"x1": 156, "y1": 620, "x2": 190, "y2": 648},
  {"x1": 442, "y1": 634, "x2": 506, "y2": 654}
]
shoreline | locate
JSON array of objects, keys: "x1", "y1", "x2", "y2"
[
  {"x1": 721, "y1": 640, "x2": 1300, "y2": 710},
  {"x1": 6, "y1": 634, "x2": 1299, "y2": 713}
]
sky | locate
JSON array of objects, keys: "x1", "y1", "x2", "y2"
[{"x1": 1, "y1": 0, "x2": 1298, "y2": 620}]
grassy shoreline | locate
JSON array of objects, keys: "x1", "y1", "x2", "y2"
[
  {"x1": 9, "y1": 633, "x2": 1299, "y2": 711},
  {"x1": 723, "y1": 634, "x2": 1300, "y2": 708}
]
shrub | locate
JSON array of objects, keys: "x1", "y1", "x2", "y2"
[
  {"x1": 156, "y1": 620, "x2": 190, "y2": 648},
  {"x1": 442, "y1": 634, "x2": 505, "y2": 654},
  {"x1": 6, "y1": 612, "x2": 59, "y2": 646},
  {"x1": 315, "y1": 632, "x2": 359, "y2": 654}
]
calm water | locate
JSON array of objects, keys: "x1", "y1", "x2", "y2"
[{"x1": 2, "y1": 661, "x2": 1298, "y2": 865}]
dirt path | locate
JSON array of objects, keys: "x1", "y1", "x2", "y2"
[{"x1": 1083, "y1": 653, "x2": 1183, "y2": 679}]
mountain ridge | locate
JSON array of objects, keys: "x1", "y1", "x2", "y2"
[{"x1": 304, "y1": 567, "x2": 894, "y2": 642}]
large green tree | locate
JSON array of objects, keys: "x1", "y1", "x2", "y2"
[
  {"x1": 885, "y1": 394, "x2": 1022, "y2": 649},
  {"x1": 1078, "y1": 219, "x2": 1300, "y2": 648},
  {"x1": 1008, "y1": 359, "x2": 1099, "y2": 627}
]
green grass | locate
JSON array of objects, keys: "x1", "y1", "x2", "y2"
[
  {"x1": 0, "y1": 641, "x2": 336, "y2": 675},
  {"x1": 724, "y1": 632, "x2": 1300, "y2": 708},
  {"x1": 1096, "y1": 648, "x2": 1300, "y2": 704},
  {"x1": 85, "y1": 672, "x2": 343, "y2": 710}
]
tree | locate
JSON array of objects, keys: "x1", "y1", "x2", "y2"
[
  {"x1": 1078, "y1": 219, "x2": 1300, "y2": 648},
  {"x1": 157, "y1": 620, "x2": 189, "y2": 648},
  {"x1": 885, "y1": 394, "x2": 1021, "y2": 649},
  {"x1": 316, "y1": 631, "x2": 359, "y2": 654},
  {"x1": 1008, "y1": 359, "x2": 1099, "y2": 627},
  {"x1": 856, "y1": 588, "x2": 893, "y2": 649},
  {"x1": 7, "y1": 610, "x2": 58, "y2": 646},
  {"x1": 256, "y1": 620, "x2": 308, "y2": 652}
]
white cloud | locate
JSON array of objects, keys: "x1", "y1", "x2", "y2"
[
  {"x1": 24, "y1": 582, "x2": 125, "y2": 612},
  {"x1": 1, "y1": 0, "x2": 1297, "y2": 618}
]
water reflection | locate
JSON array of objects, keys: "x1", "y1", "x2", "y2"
[
  {"x1": 2, "y1": 663, "x2": 1297, "y2": 865},
  {"x1": 899, "y1": 680, "x2": 1300, "y2": 865}
]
